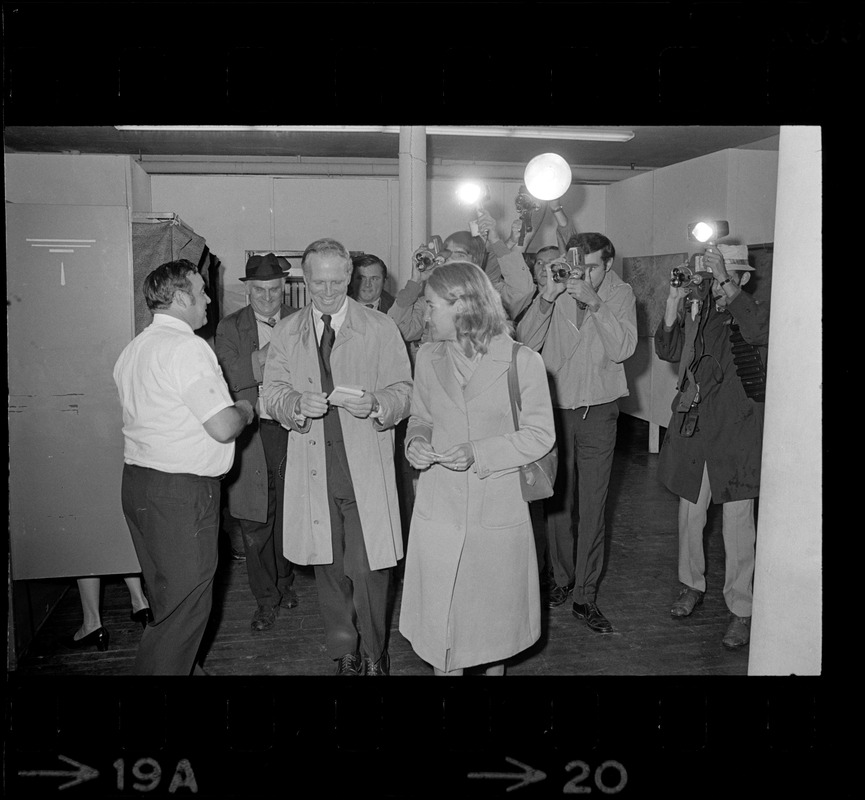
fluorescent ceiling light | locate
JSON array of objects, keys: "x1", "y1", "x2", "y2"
[
  {"x1": 427, "y1": 126, "x2": 634, "y2": 142},
  {"x1": 114, "y1": 125, "x2": 635, "y2": 142}
]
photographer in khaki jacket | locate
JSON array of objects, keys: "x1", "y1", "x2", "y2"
[{"x1": 517, "y1": 233, "x2": 636, "y2": 634}]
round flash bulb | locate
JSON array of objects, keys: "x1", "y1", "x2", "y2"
[
  {"x1": 691, "y1": 222, "x2": 715, "y2": 243},
  {"x1": 523, "y1": 153, "x2": 572, "y2": 201},
  {"x1": 456, "y1": 182, "x2": 484, "y2": 205}
]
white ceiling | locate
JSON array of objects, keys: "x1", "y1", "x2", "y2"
[{"x1": 3, "y1": 125, "x2": 780, "y2": 176}]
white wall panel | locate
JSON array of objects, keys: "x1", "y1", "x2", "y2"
[
  {"x1": 151, "y1": 175, "x2": 274, "y2": 312},
  {"x1": 273, "y1": 176, "x2": 393, "y2": 260},
  {"x1": 727, "y1": 150, "x2": 779, "y2": 246},
  {"x1": 652, "y1": 150, "x2": 728, "y2": 256},
  {"x1": 7, "y1": 202, "x2": 140, "y2": 579},
  {"x1": 749, "y1": 127, "x2": 821, "y2": 675},
  {"x1": 5, "y1": 153, "x2": 135, "y2": 207}
]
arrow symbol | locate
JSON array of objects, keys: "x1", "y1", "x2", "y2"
[
  {"x1": 18, "y1": 754, "x2": 100, "y2": 790},
  {"x1": 468, "y1": 756, "x2": 547, "y2": 792}
]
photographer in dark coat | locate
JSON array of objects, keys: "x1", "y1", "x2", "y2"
[
  {"x1": 215, "y1": 254, "x2": 300, "y2": 632},
  {"x1": 654, "y1": 244, "x2": 769, "y2": 649}
]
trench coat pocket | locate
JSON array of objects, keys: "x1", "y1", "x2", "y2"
[
  {"x1": 481, "y1": 471, "x2": 527, "y2": 529},
  {"x1": 412, "y1": 472, "x2": 435, "y2": 520}
]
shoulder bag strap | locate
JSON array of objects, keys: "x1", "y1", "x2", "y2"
[{"x1": 507, "y1": 341, "x2": 522, "y2": 431}]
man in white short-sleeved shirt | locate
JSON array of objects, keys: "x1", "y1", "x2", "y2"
[{"x1": 114, "y1": 260, "x2": 254, "y2": 675}]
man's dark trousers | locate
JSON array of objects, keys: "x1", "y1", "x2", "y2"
[
  {"x1": 544, "y1": 401, "x2": 619, "y2": 604},
  {"x1": 313, "y1": 319, "x2": 390, "y2": 662},
  {"x1": 121, "y1": 464, "x2": 220, "y2": 675},
  {"x1": 239, "y1": 419, "x2": 293, "y2": 606},
  {"x1": 315, "y1": 450, "x2": 390, "y2": 662}
]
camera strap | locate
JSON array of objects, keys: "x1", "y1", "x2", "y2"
[
  {"x1": 728, "y1": 322, "x2": 767, "y2": 402},
  {"x1": 676, "y1": 305, "x2": 704, "y2": 411}
]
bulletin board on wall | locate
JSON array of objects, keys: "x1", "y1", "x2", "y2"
[
  {"x1": 245, "y1": 249, "x2": 365, "y2": 310},
  {"x1": 621, "y1": 253, "x2": 689, "y2": 337}
]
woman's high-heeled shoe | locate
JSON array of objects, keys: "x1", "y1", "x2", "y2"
[
  {"x1": 62, "y1": 627, "x2": 109, "y2": 651},
  {"x1": 131, "y1": 608, "x2": 154, "y2": 629}
]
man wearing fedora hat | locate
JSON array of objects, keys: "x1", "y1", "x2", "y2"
[
  {"x1": 215, "y1": 253, "x2": 300, "y2": 632},
  {"x1": 655, "y1": 243, "x2": 770, "y2": 650}
]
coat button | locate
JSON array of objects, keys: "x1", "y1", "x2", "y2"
[
  {"x1": 310, "y1": 440, "x2": 316, "y2": 445},
  {"x1": 313, "y1": 520, "x2": 319, "y2": 525},
  {"x1": 311, "y1": 470, "x2": 317, "y2": 477}
]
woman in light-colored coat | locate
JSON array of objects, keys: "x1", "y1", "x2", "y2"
[{"x1": 399, "y1": 262, "x2": 555, "y2": 675}]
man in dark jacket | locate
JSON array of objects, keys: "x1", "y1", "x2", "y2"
[
  {"x1": 655, "y1": 244, "x2": 769, "y2": 649},
  {"x1": 350, "y1": 254, "x2": 395, "y2": 313},
  {"x1": 215, "y1": 253, "x2": 300, "y2": 631}
]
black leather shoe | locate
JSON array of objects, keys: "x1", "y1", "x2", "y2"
[
  {"x1": 250, "y1": 604, "x2": 278, "y2": 632},
  {"x1": 363, "y1": 650, "x2": 390, "y2": 676},
  {"x1": 131, "y1": 608, "x2": 154, "y2": 628},
  {"x1": 547, "y1": 581, "x2": 575, "y2": 608},
  {"x1": 335, "y1": 652, "x2": 363, "y2": 675},
  {"x1": 572, "y1": 602, "x2": 614, "y2": 634},
  {"x1": 279, "y1": 588, "x2": 299, "y2": 610},
  {"x1": 62, "y1": 627, "x2": 110, "y2": 651}
]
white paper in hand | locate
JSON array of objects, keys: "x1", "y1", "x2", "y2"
[{"x1": 327, "y1": 385, "x2": 364, "y2": 407}]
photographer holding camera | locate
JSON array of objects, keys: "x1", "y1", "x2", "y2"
[
  {"x1": 388, "y1": 210, "x2": 535, "y2": 346},
  {"x1": 655, "y1": 244, "x2": 769, "y2": 649},
  {"x1": 517, "y1": 233, "x2": 636, "y2": 633}
]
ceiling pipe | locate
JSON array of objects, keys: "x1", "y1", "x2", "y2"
[{"x1": 135, "y1": 156, "x2": 651, "y2": 184}]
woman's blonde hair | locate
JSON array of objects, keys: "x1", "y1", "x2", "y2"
[{"x1": 425, "y1": 261, "x2": 511, "y2": 356}]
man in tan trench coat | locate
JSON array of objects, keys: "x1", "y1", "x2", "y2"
[{"x1": 263, "y1": 238, "x2": 412, "y2": 675}]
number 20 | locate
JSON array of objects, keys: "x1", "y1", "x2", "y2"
[{"x1": 563, "y1": 760, "x2": 628, "y2": 794}]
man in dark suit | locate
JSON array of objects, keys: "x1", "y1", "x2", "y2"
[
  {"x1": 215, "y1": 253, "x2": 300, "y2": 632},
  {"x1": 350, "y1": 253, "x2": 395, "y2": 313}
]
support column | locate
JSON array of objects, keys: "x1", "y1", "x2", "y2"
[
  {"x1": 748, "y1": 126, "x2": 822, "y2": 675},
  {"x1": 398, "y1": 127, "x2": 427, "y2": 287}
]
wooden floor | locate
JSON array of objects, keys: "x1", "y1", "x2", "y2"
[{"x1": 14, "y1": 416, "x2": 749, "y2": 677}]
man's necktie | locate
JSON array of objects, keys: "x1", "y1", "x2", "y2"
[
  {"x1": 365, "y1": 303, "x2": 375, "y2": 309},
  {"x1": 266, "y1": 317, "x2": 276, "y2": 327},
  {"x1": 320, "y1": 314, "x2": 335, "y2": 372}
]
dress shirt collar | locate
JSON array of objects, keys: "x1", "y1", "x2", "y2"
[
  {"x1": 151, "y1": 312, "x2": 194, "y2": 333},
  {"x1": 311, "y1": 297, "x2": 349, "y2": 336},
  {"x1": 254, "y1": 310, "x2": 279, "y2": 325}
]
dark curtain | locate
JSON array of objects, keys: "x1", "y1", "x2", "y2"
[{"x1": 131, "y1": 220, "x2": 215, "y2": 337}]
